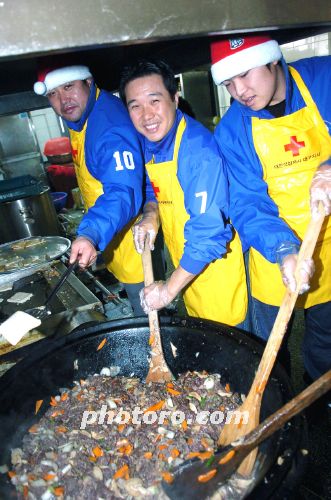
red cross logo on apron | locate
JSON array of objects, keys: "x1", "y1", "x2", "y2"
[
  {"x1": 284, "y1": 136, "x2": 305, "y2": 157},
  {"x1": 151, "y1": 181, "x2": 160, "y2": 198},
  {"x1": 71, "y1": 148, "x2": 78, "y2": 158}
]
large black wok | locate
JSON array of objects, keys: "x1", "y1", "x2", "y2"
[{"x1": 0, "y1": 316, "x2": 306, "y2": 498}]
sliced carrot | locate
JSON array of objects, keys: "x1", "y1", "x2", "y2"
[
  {"x1": 50, "y1": 396, "x2": 58, "y2": 407},
  {"x1": 225, "y1": 383, "x2": 231, "y2": 393},
  {"x1": 113, "y1": 464, "x2": 129, "y2": 479},
  {"x1": 92, "y1": 446, "x2": 104, "y2": 457},
  {"x1": 187, "y1": 437, "x2": 193, "y2": 446},
  {"x1": 53, "y1": 486, "x2": 65, "y2": 496},
  {"x1": 201, "y1": 437, "x2": 211, "y2": 450},
  {"x1": 186, "y1": 451, "x2": 213, "y2": 460},
  {"x1": 35, "y1": 399, "x2": 43, "y2": 415},
  {"x1": 60, "y1": 393, "x2": 68, "y2": 401},
  {"x1": 97, "y1": 338, "x2": 107, "y2": 351},
  {"x1": 166, "y1": 388, "x2": 181, "y2": 396},
  {"x1": 56, "y1": 426, "x2": 68, "y2": 433},
  {"x1": 50, "y1": 409, "x2": 65, "y2": 418},
  {"x1": 161, "y1": 471, "x2": 174, "y2": 484},
  {"x1": 143, "y1": 400, "x2": 165, "y2": 413},
  {"x1": 23, "y1": 485, "x2": 29, "y2": 499},
  {"x1": 118, "y1": 443, "x2": 133, "y2": 455},
  {"x1": 170, "y1": 448, "x2": 180, "y2": 458},
  {"x1": 158, "y1": 453, "x2": 167, "y2": 461},
  {"x1": 7, "y1": 471, "x2": 16, "y2": 479},
  {"x1": 117, "y1": 424, "x2": 126, "y2": 433},
  {"x1": 144, "y1": 451, "x2": 153, "y2": 459},
  {"x1": 197, "y1": 468, "x2": 217, "y2": 482},
  {"x1": 166, "y1": 382, "x2": 174, "y2": 389},
  {"x1": 88, "y1": 456, "x2": 97, "y2": 462},
  {"x1": 158, "y1": 444, "x2": 168, "y2": 451},
  {"x1": 43, "y1": 473, "x2": 56, "y2": 481},
  {"x1": 28, "y1": 424, "x2": 39, "y2": 434},
  {"x1": 219, "y1": 449, "x2": 235, "y2": 464},
  {"x1": 181, "y1": 419, "x2": 188, "y2": 431},
  {"x1": 28, "y1": 474, "x2": 37, "y2": 481}
]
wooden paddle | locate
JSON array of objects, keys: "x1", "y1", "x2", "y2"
[
  {"x1": 162, "y1": 369, "x2": 331, "y2": 500},
  {"x1": 218, "y1": 204, "x2": 326, "y2": 476},
  {"x1": 141, "y1": 244, "x2": 173, "y2": 383}
]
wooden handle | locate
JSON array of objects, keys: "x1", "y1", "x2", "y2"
[
  {"x1": 142, "y1": 245, "x2": 173, "y2": 383},
  {"x1": 141, "y1": 245, "x2": 160, "y2": 339},
  {"x1": 250, "y1": 204, "x2": 325, "y2": 397},
  {"x1": 242, "y1": 369, "x2": 331, "y2": 451},
  {"x1": 141, "y1": 245, "x2": 155, "y2": 287}
]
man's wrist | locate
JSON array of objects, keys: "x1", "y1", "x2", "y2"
[{"x1": 275, "y1": 241, "x2": 300, "y2": 266}]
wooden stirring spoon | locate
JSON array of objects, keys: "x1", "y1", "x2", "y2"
[
  {"x1": 141, "y1": 244, "x2": 173, "y2": 383},
  {"x1": 219, "y1": 204, "x2": 326, "y2": 476},
  {"x1": 162, "y1": 369, "x2": 331, "y2": 500}
]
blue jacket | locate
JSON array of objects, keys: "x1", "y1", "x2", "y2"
[
  {"x1": 143, "y1": 109, "x2": 232, "y2": 274},
  {"x1": 64, "y1": 84, "x2": 144, "y2": 251},
  {"x1": 215, "y1": 56, "x2": 331, "y2": 262}
]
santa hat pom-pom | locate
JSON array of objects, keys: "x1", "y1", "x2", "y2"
[{"x1": 34, "y1": 81, "x2": 47, "y2": 95}]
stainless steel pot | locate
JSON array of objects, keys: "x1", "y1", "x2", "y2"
[{"x1": 0, "y1": 176, "x2": 61, "y2": 243}]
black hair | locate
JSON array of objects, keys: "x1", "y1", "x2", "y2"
[{"x1": 119, "y1": 58, "x2": 178, "y2": 104}]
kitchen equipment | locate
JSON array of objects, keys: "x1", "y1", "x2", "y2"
[
  {"x1": 0, "y1": 235, "x2": 71, "y2": 285},
  {"x1": 0, "y1": 260, "x2": 104, "y2": 361},
  {"x1": 25, "y1": 261, "x2": 79, "y2": 320},
  {"x1": 44, "y1": 137, "x2": 72, "y2": 164},
  {"x1": 0, "y1": 175, "x2": 61, "y2": 243},
  {"x1": 163, "y1": 369, "x2": 331, "y2": 500},
  {"x1": 218, "y1": 205, "x2": 325, "y2": 476},
  {"x1": 0, "y1": 261, "x2": 80, "y2": 347},
  {"x1": 51, "y1": 191, "x2": 68, "y2": 212},
  {"x1": 0, "y1": 316, "x2": 306, "y2": 499},
  {"x1": 142, "y1": 245, "x2": 173, "y2": 383}
]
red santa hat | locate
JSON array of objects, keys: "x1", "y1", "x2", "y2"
[
  {"x1": 34, "y1": 65, "x2": 92, "y2": 96},
  {"x1": 210, "y1": 35, "x2": 282, "y2": 85}
]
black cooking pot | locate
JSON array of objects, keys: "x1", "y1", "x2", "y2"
[{"x1": 0, "y1": 316, "x2": 306, "y2": 499}]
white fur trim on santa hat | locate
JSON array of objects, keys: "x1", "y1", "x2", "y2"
[
  {"x1": 33, "y1": 65, "x2": 92, "y2": 96},
  {"x1": 211, "y1": 40, "x2": 282, "y2": 85}
]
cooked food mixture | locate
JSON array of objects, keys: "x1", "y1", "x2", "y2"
[
  {"x1": 11, "y1": 238, "x2": 45, "y2": 251},
  {"x1": 9, "y1": 371, "x2": 242, "y2": 499}
]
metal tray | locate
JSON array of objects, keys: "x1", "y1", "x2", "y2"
[{"x1": 0, "y1": 236, "x2": 71, "y2": 277}]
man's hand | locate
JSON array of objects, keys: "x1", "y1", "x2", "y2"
[
  {"x1": 133, "y1": 202, "x2": 159, "y2": 254},
  {"x1": 310, "y1": 163, "x2": 331, "y2": 217},
  {"x1": 139, "y1": 265, "x2": 195, "y2": 313},
  {"x1": 139, "y1": 281, "x2": 173, "y2": 313},
  {"x1": 70, "y1": 236, "x2": 97, "y2": 269},
  {"x1": 280, "y1": 254, "x2": 314, "y2": 294}
]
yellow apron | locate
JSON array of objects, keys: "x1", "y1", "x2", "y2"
[
  {"x1": 69, "y1": 89, "x2": 143, "y2": 283},
  {"x1": 146, "y1": 117, "x2": 247, "y2": 325},
  {"x1": 250, "y1": 66, "x2": 331, "y2": 308}
]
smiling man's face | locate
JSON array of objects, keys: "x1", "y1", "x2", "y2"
[
  {"x1": 125, "y1": 74, "x2": 178, "y2": 142},
  {"x1": 47, "y1": 79, "x2": 92, "y2": 122}
]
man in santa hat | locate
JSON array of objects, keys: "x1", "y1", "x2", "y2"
[
  {"x1": 210, "y1": 35, "x2": 331, "y2": 385},
  {"x1": 34, "y1": 63, "x2": 146, "y2": 314}
]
